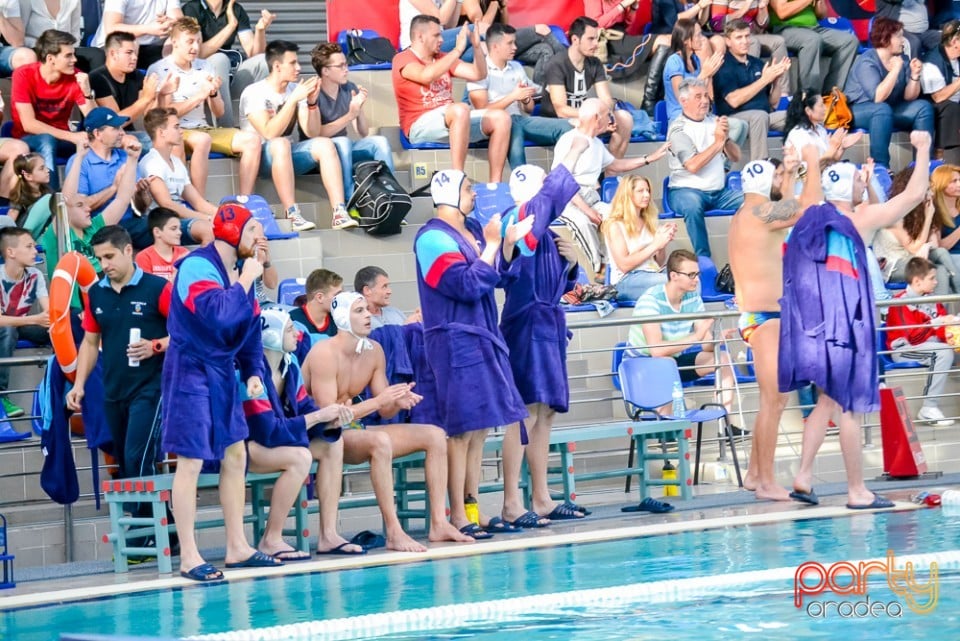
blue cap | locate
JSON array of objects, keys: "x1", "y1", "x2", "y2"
[{"x1": 83, "y1": 107, "x2": 129, "y2": 132}]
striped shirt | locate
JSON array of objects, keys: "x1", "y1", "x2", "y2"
[{"x1": 627, "y1": 284, "x2": 705, "y2": 356}]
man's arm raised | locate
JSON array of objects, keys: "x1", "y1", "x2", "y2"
[{"x1": 863, "y1": 131, "x2": 931, "y2": 231}]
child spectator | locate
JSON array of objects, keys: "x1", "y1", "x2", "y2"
[
  {"x1": 289, "y1": 268, "x2": 342, "y2": 342},
  {"x1": 135, "y1": 207, "x2": 190, "y2": 281}
]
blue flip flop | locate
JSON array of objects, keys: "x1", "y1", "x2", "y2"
[
  {"x1": 621, "y1": 497, "x2": 675, "y2": 514},
  {"x1": 317, "y1": 542, "x2": 367, "y2": 555},
  {"x1": 847, "y1": 494, "x2": 895, "y2": 510},
  {"x1": 350, "y1": 530, "x2": 386, "y2": 550},
  {"x1": 563, "y1": 501, "x2": 592, "y2": 516},
  {"x1": 460, "y1": 523, "x2": 494, "y2": 539},
  {"x1": 789, "y1": 488, "x2": 820, "y2": 505},
  {"x1": 225, "y1": 550, "x2": 283, "y2": 568},
  {"x1": 545, "y1": 503, "x2": 586, "y2": 520},
  {"x1": 483, "y1": 517, "x2": 522, "y2": 533},
  {"x1": 180, "y1": 562, "x2": 224, "y2": 582},
  {"x1": 509, "y1": 510, "x2": 550, "y2": 529}
]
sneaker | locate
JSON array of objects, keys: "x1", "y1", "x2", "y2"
[
  {"x1": 331, "y1": 205, "x2": 358, "y2": 230},
  {"x1": 917, "y1": 406, "x2": 955, "y2": 426},
  {"x1": 286, "y1": 206, "x2": 316, "y2": 232},
  {"x1": 2, "y1": 397, "x2": 24, "y2": 418}
]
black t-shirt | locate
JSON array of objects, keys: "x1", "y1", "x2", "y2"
[
  {"x1": 89, "y1": 67, "x2": 145, "y2": 130},
  {"x1": 182, "y1": 0, "x2": 253, "y2": 52},
  {"x1": 539, "y1": 52, "x2": 608, "y2": 118}
]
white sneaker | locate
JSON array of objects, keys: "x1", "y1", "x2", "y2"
[
  {"x1": 287, "y1": 207, "x2": 316, "y2": 232},
  {"x1": 917, "y1": 406, "x2": 955, "y2": 426},
  {"x1": 331, "y1": 205, "x2": 358, "y2": 230}
]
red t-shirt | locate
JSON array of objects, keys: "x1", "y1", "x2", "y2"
[
  {"x1": 11, "y1": 63, "x2": 87, "y2": 138},
  {"x1": 392, "y1": 49, "x2": 458, "y2": 135},
  {"x1": 135, "y1": 245, "x2": 189, "y2": 282}
]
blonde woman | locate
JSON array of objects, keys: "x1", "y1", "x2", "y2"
[
  {"x1": 935, "y1": 166, "x2": 960, "y2": 275},
  {"x1": 602, "y1": 174, "x2": 677, "y2": 302}
]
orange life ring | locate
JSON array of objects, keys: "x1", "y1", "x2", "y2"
[{"x1": 49, "y1": 252, "x2": 97, "y2": 382}]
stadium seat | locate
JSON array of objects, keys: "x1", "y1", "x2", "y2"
[
  {"x1": 662, "y1": 173, "x2": 741, "y2": 220},
  {"x1": 601, "y1": 176, "x2": 620, "y2": 203},
  {"x1": 336, "y1": 29, "x2": 394, "y2": 70},
  {"x1": 548, "y1": 25, "x2": 570, "y2": 48},
  {"x1": 697, "y1": 256, "x2": 734, "y2": 304},
  {"x1": 278, "y1": 278, "x2": 306, "y2": 306}
]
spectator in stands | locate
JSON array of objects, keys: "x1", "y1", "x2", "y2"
[
  {"x1": 139, "y1": 107, "x2": 216, "y2": 244},
  {"x1": 642, "y1": 1, "x2": 715, "y2": 113},
  {"x1": 935, "y1": 165, "x2": 960, "y2": 269},
  {"x1": 0, "y1": 3, "x2": 37, "y2": 73},
  {"x1": 393, "y1": 16, "x2": 512, "y2": 183},
  {"x1": 66, "y1": 225, "x2": 173, "y2": 547},
  {"x1": 626, "y1": 248, "x2": 740, "y2": 419},
  {"x1": 667, "y1": 78, "x2": 743, "y2": 258},
  {"x1": 713, "y1": 20, "x2": 790, "y2": 160},
  {"x1": 783, "y1": 88, "x2": 862, "y2": 160},
  {"x1": 354, "y1": 266, "x2": 420, "y2": 330},
  {"x1": 921, "y1": 21, "x2": 960, "y2": 165},
  {"x1": 7, "y1": 153, "x2": 50, "y2": 224},
  {"x1": 64, "y1": 107, "x2": 155, "y2": 249},
  {"x1": 845, "y1": 17, "x2": 936, "y2": 169},
  {"x1": 769, "y1": 0, "x2": 858, "y2": 95},
  {"x1": 466, "y1": 23, "x2": 572, "y2": 171},
  {"x1": 94, "y1": 0, "x2": 183, "y2": 70},
  {"x1": 241, "y1": 40, "x2": 347, "y2": 232},
  {"x1": 12, "y1": 29, "x2": 94, "y2": 191},
  {"x1": 21, "y1": 0, "x2": 103, "y2": 71},
  {"x1": 135, "y1": 207, "x2": 189, "y2": 281},
  {"x1": 305, "y1": 292, "x2": 474, "y2": 550},
  {"x1": 312, "y1": 42, "x2": 395, "y2": 204},
  {"x1": 147, "y1": 17, "x2": 262, "y2": 198},
  {"x1": 886, "y1": 256, "x2": 958, "y2": 426},
  {"x1": 90, "y1": 31, "x2": 173, "y2": 151},
  {"x1": 182, "y1": 0, "x2": 275, "y2": 128},
  {"x1": 662, "y1": 19, "x2": 724, "y2": 122},
  {"x1": 289, "y1": 268, "x2": 342, "y2": 342},
  {"x1": 0, "y1": 228, "x2": 49, "y2": 418},
  {"x1": 0, "y1": 94, "x2": 30, "y2": 197},
  {"x1": 554, "y1": 98, "x2": 670, "y2": 276},
  {"x1": 709, "y1": 0, "x2": 788, "y2": 60},
  {"x1": 540, "y1": 16, "x2": 633, "y2": 159},
  {"x1": 601, "y1": 175, "x2": 676, "y2": 303},
  {"x1": 461, "y1": 0, "x2": 565, "y2": 85},
  {"x1": 400, "y1": 0, "x2": 473, "y2": 61},
  {"x1": 877, "y1": 0, "x2": 941, "y2": 58}
]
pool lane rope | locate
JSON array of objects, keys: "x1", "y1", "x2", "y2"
[{"x1": 188, "y1": 548, "x2": 960, "y2": 641}]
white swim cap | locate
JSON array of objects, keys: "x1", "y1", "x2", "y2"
[
  {"x1": 431, "y1": 169, "x2": 467, "y2": 211},
  {"x1": 741, "y1": 160, "x2": 776, "y2": 198},
  {"x1": 821, "y1": 162, "x2": 861, "y2": 204},
  {"x1": 509, "y1": 165, "x2": 546, "y2": 204},
  {"x1": 261, "y1": 307, "x2": 291, "y2": 353},
  {"x1": 330, "y1": 292, "x2": 373, "y2": 354}
]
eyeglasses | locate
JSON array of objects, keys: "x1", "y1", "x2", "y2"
[
  {"x1": 324, "y1": 63, "x2": 348, "y2": 69},
  {"x1": 673, "y1": 271, "x2": 700, "y2": 279}
]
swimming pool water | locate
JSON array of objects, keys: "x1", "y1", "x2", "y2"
[{"x1": 2, "y1": 509, "x2": 957, "y2": 641}]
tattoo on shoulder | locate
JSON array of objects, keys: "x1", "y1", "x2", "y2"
[{"x1": 751, "y1": 199, "x2": 800, "y2": 224}]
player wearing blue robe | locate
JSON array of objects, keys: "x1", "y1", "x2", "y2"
[{"x1": 500, "y1": 166, "x2": 580, "y2": 412}]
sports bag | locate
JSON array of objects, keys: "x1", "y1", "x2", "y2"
[
  {"x1": 347, "y1": 161, "x2": 412, "y2": 236},
  {"x1": 345, "y1": 31, "x2": 396, "y2": 66}
]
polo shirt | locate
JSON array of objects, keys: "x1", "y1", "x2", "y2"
[
  {"x1": 370, "y1": 305, "x2": 406, "y2": 330},
  {"x1": 64, "y1": 149, "x2": 142, "y2": 220},
  {"x1": 627, "y1": 283, "x2": 705, "y2": 357},
  {"x1": 289, "y1": 304, "x2": 337, "y2": 339},
  {"x1": 82, "y1": 267, "x2": 172, "y2": 401},
  {"x1": 714, "y1": 53, "x2": 770, "y2": 116},
  {"x1": 466, "y1": 57, "x2": 535, "y2": 117},
  {"x1": 182, "y1": 0, "x2": 253, "y2": 53}
]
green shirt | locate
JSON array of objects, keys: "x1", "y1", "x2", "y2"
[
  {"x1": 39, "y1": 215, "x2": 105, "y2": 308},
  {"x1": 627, "y1": 284, "x2": 705, "y2": 357},
  {"x1": 770, "y1": 5, "x2": 818, "y2": 28}
]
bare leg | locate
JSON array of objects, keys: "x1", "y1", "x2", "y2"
[
  {"x1": 527, "y1": 404, "x2": 577, "y2": 516},
  {"x1": 792, "y1": 392, "x2": 834, "y2": 494},
  {"x1": 247, "y1": 442, "x2": 312, "y2": 557},
  {"x1": 445, "y1": 103, "x2": 471, "y2": 171},
  {"x1": 231, "y1": 131, "x2": 263, "y2": 195},
  {"x1": 481, "y1": 109, "x2": 511, "y2": 182},
  {"x1": 463, "y1": 428, "x2": 490, "y2": 522},
  {"x1": 220, "y1": 441, "x2": 261, "y2": 563},
  {"x1": 447, "y1": 433, "x2": 471, "y2": 529},
  {"x1": 182, "y1": 130, "x2": 211, "y2": 194},
  {"x1": 310, "y1": 438, "x2": 362, "y2": 553},
  {"x1": 836, "y1": 409, "x2": 877, "y2": 506},
  {"x1": 170, "y1": 456, "x2": 205, "y2": 572},
  {"x1": 500, "y1": 421, "x2": 529, "y2": 521},
  {"x1": 268, "y1": 138, "x2": 296, "y2": 211},
  {"x1": 309, "y1": 137, "x2": 346, "y2": 207},
  {"x1": 743, "y1": 321, "x2": 792, "y2": 500},
  {"x1": 695, "y1": 350, "x2": 736, "y2": 415}
]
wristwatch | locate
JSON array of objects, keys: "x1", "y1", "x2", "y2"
[{"x1": 152, "y1": 339, "x2": 163, "y2": 354}]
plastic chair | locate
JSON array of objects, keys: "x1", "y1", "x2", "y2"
[
  {"x1": 336, "y1": 29, "x2": 394, "y2": 70},
  {"x1": 0, "y1": 514, "x2": 13, "y2": 589},
  {"x1": 697, "y1": 256, "x2": 734, "y2": 303},
  {"x1": 662, "y1": 174, "x2": 741, "y2": 220},
  {"x1": 548, "y1": 25, "x2": 570, "y2": 48},
  {"x1": 877, "y1": 326, "x2": 931, "y2": 381},
  {"x1": 278, "y1": 278, "x2": 306, "y2": 306},
  {"x1": 619, "y1": 356, "x2": 742, "y2": 487},
  {"x1": 601, "y1": 176, "x2": 621, "y2": 203}
]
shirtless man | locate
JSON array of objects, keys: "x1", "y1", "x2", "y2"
[
  {"x1": 789, "y1": 131, "x2": 931, "y2": 509},
  {"x1": 303, "y1": 291, "x2": 473, "y2": 551},
  {"x1": 728, "y1": 143, "x2": 821, "y2": 501}
]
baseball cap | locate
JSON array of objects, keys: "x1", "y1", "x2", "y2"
[
  {"x1": 741, "y1": 160, "x2": 776, "y2": 198},
  {"x1": 83, "y1": 107, "x2": 130, "y2": 132}
]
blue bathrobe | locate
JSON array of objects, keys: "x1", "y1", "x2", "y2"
[
  {"x1": 414, "y1": 217, "x2": 527, "y2": 435},
  {"x1": 778, "y1": 202, "x2": 879, "y2": 413},
  {"x1": 161, "y1": 245, "x2": 264, "y2": 460},
  {"x1": 500, "y1": 166, "x2": 580, "y2": 412}
]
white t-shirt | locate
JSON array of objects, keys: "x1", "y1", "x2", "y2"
[
  {"x1": 607, "y1": 221, "x2": 659, "y2": 285},
  {"x1": 784, "y1": 124, "x2": 831, "y2": 158},
  {"x1": 466, "y1": 57, "x2": 538, "y2": 117},
  {"x1": 399, "y1": 0, "x2": 441, "y2": 50},
  {"x1": 146, "y1": 55, "x2": 215, "y2": 129},
  {"x1": 94, "y1": 0, "x2": 182, "y2": 46},
  {"x1": 667, "y1": 114, "x2": 726, "y2": 191},
  {"x1": 20, "y1": 0, "x2": 81, "y2": 46},
  {"x1": 138, "y1": 148, "x2": 190, "y2": 209},
  {"x1": 551, "y1": 130, "x2": 613, "y2": 190},
  {"x1": 921, "y1": 60, "x2": 960, "y2": 103},
  {"x1": 239, "y1": 79, "x2": 307, "y2": 143}
]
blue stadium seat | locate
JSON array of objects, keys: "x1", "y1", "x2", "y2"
[
  {"x1": 548, "y1": 25, "x2": 570, "y2": 48},
  {"x1": 336, "y1": 29, "x2": 394, "y2": 70},
  {"x1": 697, "y1": 256, "x2": 734, "y2": 304},
  {"x1": 654, "y1": 100, "x2": 668, "y2": 138},
  {"x1": 601, "y1": 176, "x2": 620, "y2": 203},
  {"x1": 278, "y1": 278, "x2": 306, "y2": 306},
  {"x1": 820, "y1": 16, "x2": 869, "y2": 53},
  {"x1": 662, "y1": 174, "x2": 741, "y2": 220}
]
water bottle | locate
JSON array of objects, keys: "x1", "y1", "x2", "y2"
[
  {"x1": 128, "y1": 328, "x2": 141, "y2": 368},
  {"x1": 662, "y1": 460, "x2": 679, "y2": 497},
  {"x1": 671, "y1": 381, "x2": 686, "y2": 417},
  {"x1": 464, "y1": 494, "x2": 480, "y2": 525}
]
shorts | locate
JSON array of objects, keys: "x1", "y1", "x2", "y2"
[
  {"x1": 407, "y1": 105, "x2": 489, "y2": 145},
  {"x1": 180, "y1": 216, "x2": 203, "y2": 246},
  {"x1": 738, "y1": 311, "x2": 781, "y2": 346},
  {"x1": 260, "y1": 139, "x2": 320, "y2": 176},
  {"x1": 0, "y1": 46, "x2": 17, "y2": 75},
  {"x1": 183, "y1": 127, "x2": 240, "y2": 155},
  {"x1": 675, "y1": 350, "x2": 703, "y2": 383}
]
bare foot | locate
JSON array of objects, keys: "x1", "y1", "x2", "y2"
[
  {"x1": 317, "y1": 535, "x2": 363, "y2": 555},
  {"x1": 224, "y1": 544, "x2": 259, "y2": 566},
  {"x1": 386, "y1": 528, "x2": 428, "y2": 553},
  {"x1": 428, "y1": 520, "x2": 475, "y2": 543},
  {"x1": 742, "y1": 470, "x2": 758, "y2": 492},
  {"x1": 754, "y1": 483, "x2": 793, "y2": 501}
]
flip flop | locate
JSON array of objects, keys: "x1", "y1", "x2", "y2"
[
  {"x1": 509, "y1": 510, "x2": 550, "y2": 529},
  {"x1": 621, "y1": 497, "x2": 675, "y2": 514},
  {"x1": 544, "y1": 503, "x2": 586, "y2": 520},
  {"x1": 180, "y1": 562, "x2": 224, "y2": 582},
  {"x1": 225, "y1": 550, "x2": 283, "y2": 568},
  {"x1": 350, "y1": 530, "x2": 386, "y2": 550},
  {"x1": 847, "y1": 494, "x2": 895, "y2": 510},
  {"x1": 270, "y1": 548, "x2": 312, "y2": 562},
  {"x1": 316, "y1": 542, "x2": 367, "y2": 556},
  {"x1": 563, "y1": 501, "x2": 592, "y2": 516},
  {"x1": 789, "y1": 488, "x2": 820, "y2": 506},
  {"x1": 459, "y1": 523, "x2": 494, "y2": 540},
  {"x1": 483, "y1": 517, "x2": 522, "y2": 533}
]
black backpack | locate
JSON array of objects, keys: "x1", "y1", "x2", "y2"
[
  {"x1": 346, "y1": 161, "x2": 412, "y2": 236},
  {"x1": 345, "y1": 31, "x2": 396, "y2": 66}
]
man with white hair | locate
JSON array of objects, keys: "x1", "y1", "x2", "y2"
[
  {"x1": 784, "y1": 130, "x2": 932, "y2": 510},
  {"x1": 499, "y1": 136, "x2": 592, "y2": 521},
  {"x1": 553, "y1": 97, "x2": 670, "y2": 276}
]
